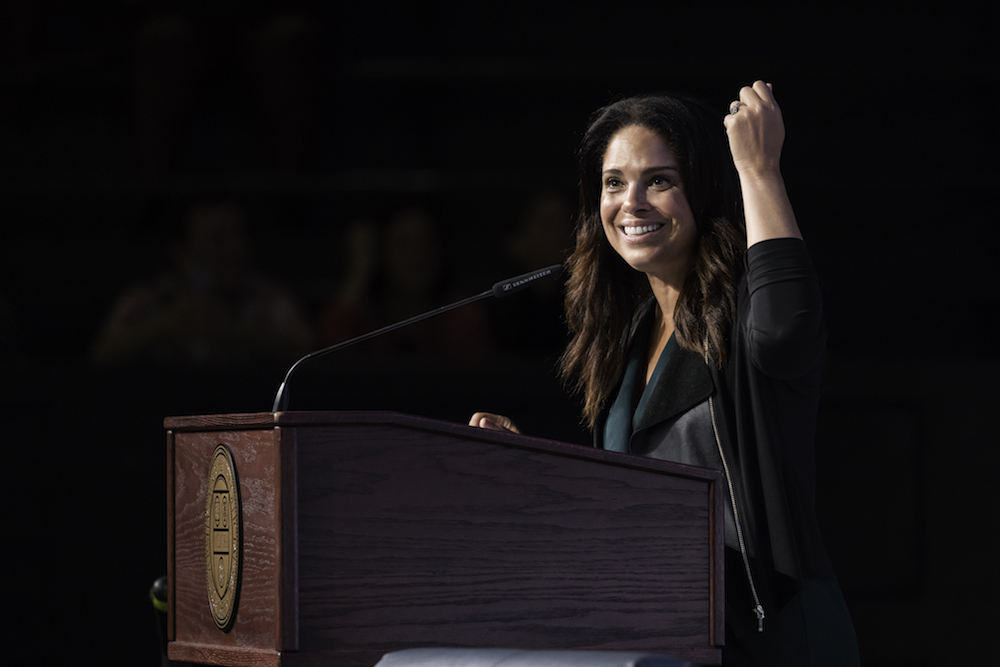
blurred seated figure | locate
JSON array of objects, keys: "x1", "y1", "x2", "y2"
[
  {"x1": 320, "y1": 218, "x2": 380, "y2": 347},
  {"x1": 320, "y1": 207, "x2": 492, "y2": 358},
  {"x1": 493, "y1": 192, "x2": 573, "y2": 356},
  {"x1": 91, "y1": 198, "x2": 314, "y2": 368}
]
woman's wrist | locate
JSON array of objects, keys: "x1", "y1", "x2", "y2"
[{"x1": 735, "y1": 163, "x2": 783, "y2": 186}]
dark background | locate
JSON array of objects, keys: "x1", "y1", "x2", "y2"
[{"x1": 1, "y1": 2, "x2": 997, "y2": 665}]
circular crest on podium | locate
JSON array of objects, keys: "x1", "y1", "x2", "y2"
[{"x1": 205, "y1": 444, "x2": 242, "y2": 631}]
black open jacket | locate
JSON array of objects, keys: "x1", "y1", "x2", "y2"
[{"x1": 593, "y1": 238, "x2": 835, "y2": 637}]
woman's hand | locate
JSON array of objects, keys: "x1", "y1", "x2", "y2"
[
  {"x1": 723, "y1": 80, "x2": 784, "y2": 179},
  {"x1": 723, "y1": 81, "x2": 802, "y2": 246},
  {"x1": 468, "y1": 412, "x2": 521, "y2": 434}
]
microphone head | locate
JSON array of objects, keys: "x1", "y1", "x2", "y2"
[{"x1": 492, "y1": 264, "x2": 563, "y2": 298}]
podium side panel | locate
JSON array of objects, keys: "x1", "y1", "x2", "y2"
[
  {"x1": 277, "y1": 425, "x2": 300, "y2": 651},
  {"x1": 167, "y1": 428, "x2": 176, "y2": 641},
  {"x1": 172, "y1": 427, "x2": 283, "y2": 652}
]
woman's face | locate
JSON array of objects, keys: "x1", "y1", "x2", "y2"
[{"x1": 600, "y1": 125, "x2": 697, "y2": 284}]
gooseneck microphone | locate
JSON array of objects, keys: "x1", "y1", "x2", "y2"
[{"x1": 271, "y1": 264, "x2": 563, "y2": 412}]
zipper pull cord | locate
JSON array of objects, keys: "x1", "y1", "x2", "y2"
[
  {"x1": 754, "y1": 604, "x2": 765, "y2": 632},
  {"x1": 707, "y1": 391, "x2": 767, "y2": 633}
]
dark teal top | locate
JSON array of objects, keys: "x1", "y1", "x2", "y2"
[{"x1": 602, "y1": 321, "x2": 678, "y2": 454}]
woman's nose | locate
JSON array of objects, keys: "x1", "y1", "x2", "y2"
[{"x1": 622, "y1": 185, "x2": 648, "y2": 214}]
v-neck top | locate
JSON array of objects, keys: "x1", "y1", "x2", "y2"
[
  {"x1": 599, "y1": 305, "x2": 720, "y2": 477},
  {"x1": 602, "y1": 321, "x2": 678, "y2": 453}
]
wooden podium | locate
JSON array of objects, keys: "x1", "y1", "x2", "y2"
[{"x1": 165, "y1": 411, "x2": 724, "y2": 666}]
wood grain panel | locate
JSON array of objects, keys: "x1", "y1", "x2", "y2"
[
  {"x1": 277, "y1": 425, "x2": 299, "y2": 651},
  {"x1": 295, "y1": 422, "x2": 714, "y2": 657},
  {"x1": 172, "y1": 428, "x2": 283, "y2": 650},
  {"x1": 168, "y1": 640, "x2": 281, "y2": 666},
  {"x1": 166, "y1": 428, "x2": 176, "y2": 641}
]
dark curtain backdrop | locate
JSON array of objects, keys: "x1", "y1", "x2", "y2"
[{"x1": 2, "y1": 2, "x2": 996, "y2": 665}]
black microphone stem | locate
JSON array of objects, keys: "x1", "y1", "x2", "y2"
[{"x1": 271, "y1": 288, "x2": 492, "y2": 412}]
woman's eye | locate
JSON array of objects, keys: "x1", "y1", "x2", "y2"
[
  {"x1": 651, "y1": 177, "x2": 674, "y2": 189},
  {"x1": 604, "y1": 178, "x2": 623, "y2": 189}
]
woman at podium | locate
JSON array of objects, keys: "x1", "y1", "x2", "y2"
[{"x1": 471, "y1": 82, "x2": 860, "y2": 666}]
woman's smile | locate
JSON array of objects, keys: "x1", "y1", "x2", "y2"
[{"x1": 620, "y1": 222, "x2": 665, "y2": 238}]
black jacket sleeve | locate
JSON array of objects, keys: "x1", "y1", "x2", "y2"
[{"x1": 743, "y1": 238, "x2": 826, "y2": 380}]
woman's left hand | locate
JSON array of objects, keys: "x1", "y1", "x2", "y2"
[{"x1": 723, "y1": 81, "x2": 785, "y2": 179}]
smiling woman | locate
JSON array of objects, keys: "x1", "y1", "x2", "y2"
[
  {"x1": 598, "y1": 124, "x2": 700, "y2": 384},
  {"x1": 599, "y1": 125, "x2": 698, "y2": 290},
  {"x1": 471, "y1": 83, "x2": 861, "y2": 666},
  {"x1": 562, "y1": 93, "x2": 745, "y2": 418}
]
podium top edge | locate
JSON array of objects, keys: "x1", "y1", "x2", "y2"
[
  {"x1": 163, "y1": 410, "x2": 567, "y2": 434},
  {"x1": 163, "y1": 410, "x2": 416, "y2": 430},
  {"x1": 164, "y1": 411, "x2": 277, "y2": 430},
  {"x1": 162, "y1": 410, "x2": 722, "y2": 483}
]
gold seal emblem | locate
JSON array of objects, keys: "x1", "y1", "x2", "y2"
[{"x1": 205, "y1": 444, "x2": 241, "y2": 631}]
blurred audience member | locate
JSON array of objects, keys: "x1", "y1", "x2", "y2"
[
  {"x1": 320, "y1": 218, "x2": 380, "y2": 346},
  {"x1": 320, "y1": 207, "x2": 492, "y2": 358},
  {"x1": 92, "y1": 198, "x2": 314, "y2": 368},
  {"x1": 493, "y1": 192, "x2": 573, "y2": 356},
  {"x1": 507, "y1": 192, "x2": 574, "y2": 275}
]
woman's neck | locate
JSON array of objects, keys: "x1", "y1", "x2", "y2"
[{"x1": 644, "y1": 281, "x2": 680, "y2": 386}]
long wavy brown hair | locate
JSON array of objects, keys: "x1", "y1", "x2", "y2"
[{"x1": 558, "y1": 93, "x2": 746, "y2": 428}]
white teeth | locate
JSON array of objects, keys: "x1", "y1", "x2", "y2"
[{"x1": 623, "y1": 223, "x2": 663, "y2": 236}]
